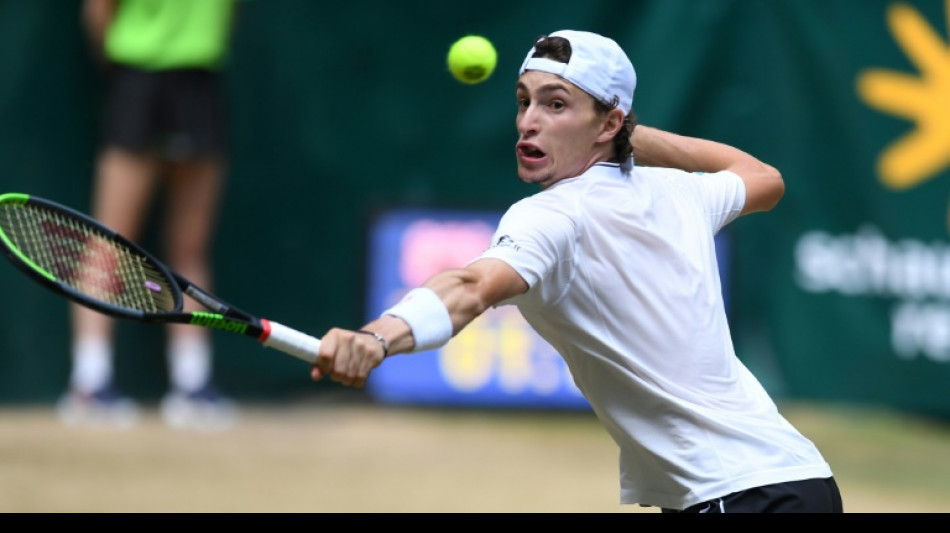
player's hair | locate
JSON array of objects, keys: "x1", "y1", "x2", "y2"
[{"x1": 530, "y1": 35, "x2": 636, "y2": 163}]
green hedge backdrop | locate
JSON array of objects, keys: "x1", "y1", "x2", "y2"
[{"x1": 2, "y1": 0, "x2": 950, "y2": 416}]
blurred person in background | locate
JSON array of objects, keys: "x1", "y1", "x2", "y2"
[
  {"x1": 309, "y1": 30, "x2": 842, "y2": 513},
  {"x1": 59, "y1": 0, "x2": 239, "y2": 430}
]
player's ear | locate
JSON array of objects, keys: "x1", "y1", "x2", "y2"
[{"x1": 597, "y1": 108, "x2": 625, "y2": 143}]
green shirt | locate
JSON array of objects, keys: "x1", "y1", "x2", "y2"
[{"x1": 105, "y1": 0, "x2": 236, "y2": 71}]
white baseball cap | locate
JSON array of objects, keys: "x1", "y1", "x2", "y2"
[{"x1": 519, "y1": 30, "x2": 636, "y2": 116}]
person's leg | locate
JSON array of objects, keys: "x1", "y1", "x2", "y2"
[
  {"x1": 159, "y1": 156, "x2": 236, "y2": 430},
  {"x1": 61, "y1": 147, "x2": 161, "y2": 427},
  {"x1": 164, "y1": 157, "x2": 223, "y2": 393}
]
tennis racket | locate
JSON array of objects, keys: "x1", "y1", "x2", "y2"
[{"x1": 0, "y1": 192, "x2": 321, "y2": 364}]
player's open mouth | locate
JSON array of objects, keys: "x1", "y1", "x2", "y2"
[{"x1": 517, "y1": 143, "x2": 546, "y2": 161}]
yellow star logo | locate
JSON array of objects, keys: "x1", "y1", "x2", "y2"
[{"x1": 857, "y1": 1, "x2": 950, "y2": 197}]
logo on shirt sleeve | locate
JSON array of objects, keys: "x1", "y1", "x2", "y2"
[{"x1": 489, "y1": 235, "x2": 521, "y2": 251}]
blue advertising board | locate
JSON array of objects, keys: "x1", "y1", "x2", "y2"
[{"x1": 365, "y1": 208, "x2": 730, "y2": 410}]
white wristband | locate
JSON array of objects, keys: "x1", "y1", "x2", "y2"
[{"x1": 382, "y1": 287, "x2": 453, "y2": 352}]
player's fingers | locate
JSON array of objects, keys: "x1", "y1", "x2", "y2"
[
  {"x1": 331, "y1": 331, "x2": 379, "y2": 388},
  {"x1": 345, "y1": 347, "x2": 372, "y2": 389},
  {"x1": 310, "y1": 366, "x2": 324, "y2": 381},
  {"x1": 315, "y1": 328, "x2": 344, "y2": 379},
  {"x1": 327, "y1": 331, "x2": 358, "y2": 387},
  {"x1": 344, "y1": 335, "x2": 373, "y2": 388}
]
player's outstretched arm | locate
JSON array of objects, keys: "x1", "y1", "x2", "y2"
[
  {"x1": 631, "y1": 125, "x2": 784, "y2": 215},
  {"x1": 312, "y1": 258, "x2": 527, "y2": 388}
]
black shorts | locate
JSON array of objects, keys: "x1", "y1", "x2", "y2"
[
  {"x1": 101, "y1": 64, "x2": 227, "y2": 161},
  {"x1": 661, "y1": 477, "x2": 843, "y2": 513}
]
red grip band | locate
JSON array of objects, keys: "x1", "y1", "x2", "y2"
[{"x1": 258, "y1": 318, "x2": 272, "y2": 342}]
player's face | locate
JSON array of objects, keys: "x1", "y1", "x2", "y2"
[{"x1": 515, "y1": 71, "x2": 613, "y2": 189}]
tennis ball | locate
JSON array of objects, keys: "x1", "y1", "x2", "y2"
[{"x1": 447, "y1": 35, "x2": 497, "y2": 84}]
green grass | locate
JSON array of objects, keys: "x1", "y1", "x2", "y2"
[
  {"x1": 0, "y1": 400, "x2": 948, "y2": 512},
  {"x1": 781, "y1": 403, "x2": 950, "y2": 511}
]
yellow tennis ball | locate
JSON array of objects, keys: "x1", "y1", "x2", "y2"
[{"x1": 447, "y1": 35, "x2": 497, "y2": 84}]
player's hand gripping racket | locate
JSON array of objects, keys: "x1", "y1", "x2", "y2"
[{"x1": 0, "y1": 192, "x2": 321, "y2": 364}]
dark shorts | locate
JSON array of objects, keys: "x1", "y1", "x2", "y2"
[
  {"x1": 661, "y1": 477, "x2": 843, "y2": 513},
  {"x1": 102, "y1": 64, "x2": 227, "y2": 161}
]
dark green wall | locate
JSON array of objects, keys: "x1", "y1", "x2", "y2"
[{"x1": 2, "y1": 1, "x2": 950, "y2": 416}]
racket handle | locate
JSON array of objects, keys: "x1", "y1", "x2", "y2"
[{"x1": 260, "y1": 320, "x2": 321, "y2": 364}]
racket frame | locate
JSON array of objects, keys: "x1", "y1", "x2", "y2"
[
  {"x1": 0, "y1": 192, "x2": 265, "y2": 339},
  {"x1": 0, "y1": 192, "x2": 321, "y2": 363}
]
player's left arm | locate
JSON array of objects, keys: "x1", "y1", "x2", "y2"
[
  {"x1": 631, "y1": 124, "x2": 784, "y2": 215},
  {"x1": 312, "y1": 258, "x2": 528, "y2": 388}
]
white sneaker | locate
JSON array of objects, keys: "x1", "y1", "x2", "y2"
[
  {"x1": 57, "y1": 387, "x2": 140, "y2": 429},
  {"x1": 160, "y1": 384, "x2": 238, "y2": 431}
]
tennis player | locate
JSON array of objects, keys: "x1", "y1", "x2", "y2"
[{"x1": 312, "y1": 30, "x2": 843, "y2": 513}]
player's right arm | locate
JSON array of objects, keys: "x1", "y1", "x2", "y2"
[
  {"x1": 312, "y1": 258, "x2": 528, "y2": 389},
  {"x1": 631, "y1": 125, "x2": 785, "y2": 216},
  {"x1": 419, "y1": 258, "x2": 529, "y2": 334}
]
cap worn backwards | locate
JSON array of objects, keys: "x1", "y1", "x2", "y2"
[{"x1": 519, "y1": 30, "x2": 637, "y2": 116}]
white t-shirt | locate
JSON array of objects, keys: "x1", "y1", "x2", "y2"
[{"x1": 477, "y1": 161, "x2": 832, "y2": 510}]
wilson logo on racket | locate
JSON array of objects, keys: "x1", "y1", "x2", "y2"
[{"x1": 190, "y1": 312, "x2": 250, "y2": 334}]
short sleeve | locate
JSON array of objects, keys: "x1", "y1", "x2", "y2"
[
  {"x1": 692, "y1": 170, "x2": 746, "y2": 232},
  {"x1": 476, "y1": 198, "x2": 577, "y2": 290}
]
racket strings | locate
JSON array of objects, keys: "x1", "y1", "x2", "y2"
[{"x1": 0, "y1": 203, "x2": 177, "y2": 313}]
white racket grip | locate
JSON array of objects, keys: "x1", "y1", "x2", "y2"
[{"x1": 260, "y1": 319, "x2": 321, "y2": 364}]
